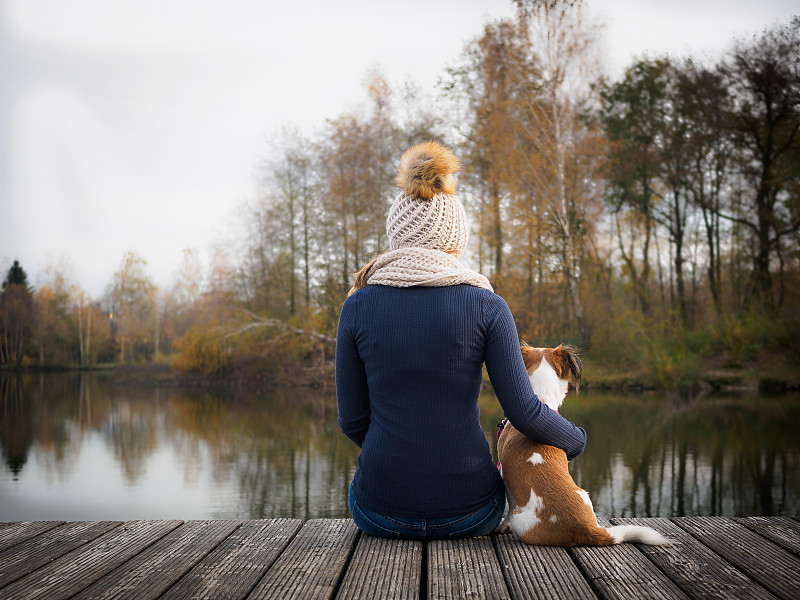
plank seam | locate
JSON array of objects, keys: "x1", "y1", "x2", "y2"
[
  {"x1": 329, "y1": 528, "x2": 361, "y2": 600},
  {"x1": 0, "y1": 520, "x2": 185, "y2": 600},
  {"x1": 155, "y1": 520, "x2": 244, "y2": 599},
  {"x1": 566, "y1": 546, "x2": 608, "y2": 600},
  {"x1": 610, "y1": 520, "x2": 702, "y2": 600},
  {"x1": 670, "y1": 517, "x2": 800, "y2": 599},
  {"x1": 608, "y1": 519, "x2": 684, "y2": 593},
  {"x1": 490, "y1": 534, "x2": 516, "y2": 600},
  {"x1": 0, "y1": 521, "x2": 126, "y2": 589},
  {"x1": 420, "y1": 540, "x2": 428, "y2": 600},
  {"x1": 736, "y1": 517, "x2": 800, "y2": 557},
  {"x1": 0, "y1": 521, "x2": 65, "y2": 553},
  {"x1": 235, "y1": 519, "x2": 305, "y2": 600},
  {"x1": 65, "y1": 521, "x2": 186, "y2": 599}
]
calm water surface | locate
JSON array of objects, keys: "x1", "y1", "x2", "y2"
[{"x1": 1, "y1": 372, "x2": 798, "y2": 520}]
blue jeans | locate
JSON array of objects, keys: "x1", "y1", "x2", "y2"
[{"x1": 349, "y1": 484, "x2": 505, "y2": 540}]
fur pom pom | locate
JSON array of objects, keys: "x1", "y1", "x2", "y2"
[{"x1": 396, "y1": 141, "x2": 459, "y2": 199}]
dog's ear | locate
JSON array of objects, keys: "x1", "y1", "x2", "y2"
[
  {"x1": 520, "y1": 343, "x2": 543, "y2": 373},
  {"x1": 555, "y1": 345, "x2": 582, "y2": 392}
]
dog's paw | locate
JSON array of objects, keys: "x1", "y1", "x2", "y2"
[{"x1": 494, "y1": 520, "x2": 512, "y2": 534}]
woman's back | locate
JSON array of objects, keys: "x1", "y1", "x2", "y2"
[{"x1": 337, "y1": 284, "x2": 502, "y2": 518}]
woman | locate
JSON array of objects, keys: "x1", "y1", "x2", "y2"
[{"x1": 336, "y1": 141, "x2": 586, "y2": 539}]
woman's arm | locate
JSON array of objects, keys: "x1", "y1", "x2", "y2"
[
  {"x1": 335, "y1": 294, "x2": 371, "y2": 448},
  {"x1": 483, "y1": 294, "x2": 586, "y2": 460}
]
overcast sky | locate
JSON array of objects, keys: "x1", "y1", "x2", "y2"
[{"x1": 1, "y1": 0, "x2": 797, "y2": 297}]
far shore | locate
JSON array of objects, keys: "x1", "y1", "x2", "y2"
[
  {"x1": 0, "y1": 363, "x2": 116, "y2": 372},
  {"x1": 4, "y1": 357, "x2": 798, "y2": 394}
]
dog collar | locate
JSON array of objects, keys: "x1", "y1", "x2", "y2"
[
  {"x1": 496, "y1": 418, "x2": 508, "y2": 471},
  {"x1": 496, "y1": 418, "x2": 508, "y2": 441}
]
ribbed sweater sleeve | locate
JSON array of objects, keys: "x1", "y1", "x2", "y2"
[
  {"x1": 335, "y1": 294, "x2": 370, "y2": 448},
  {"x1": 482, "y1": 293, "x2": 587, "y2": 461}
]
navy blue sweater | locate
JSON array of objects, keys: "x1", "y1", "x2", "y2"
[{"x1": 335, "y1": 284, "x2": 586, "y2": 519}]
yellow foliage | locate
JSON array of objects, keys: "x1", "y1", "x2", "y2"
[{"x1": 171, "y1": 324, "x2": 229, "y2": 374}]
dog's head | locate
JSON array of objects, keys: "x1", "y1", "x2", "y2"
[{"x1": 520, "y1": 344, "x2": 582, "y2": 412}]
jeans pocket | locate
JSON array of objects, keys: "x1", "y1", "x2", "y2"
[
  {"x1": 352, "y1": 503, "x2": 402, "y2": 538},
  {"x1": 448, "y1": 500, "x2": 502, "y2": 538}
]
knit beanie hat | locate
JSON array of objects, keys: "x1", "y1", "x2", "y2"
[{"x1": 386, "y1": 141, "x2": 468, "y2": 254}]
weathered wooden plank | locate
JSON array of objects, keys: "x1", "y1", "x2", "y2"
[
  {"x1": 0, "y1": 519, "x2": 182, "y2": 600},
  {"x1": 246, "y1": 519, "x2": 360, "y2": 600},
  {"x1": 673, "y1": 516, "x2": 800, "y2": 600},
  {"x1": 70, "y1": 520, "x2": 242, "y2": 600},
  {"x1": 159, "y1": 519, "x2": 302, "y2": 600},
  {"x1": 568, "y1": 517, "x2": 690, "y2": 600},
  {"x1": 428, "y1": 535, "x2": 510, "y2": 600},
  {"x1": 0, "y1": 521, "x2": 64, "y2": 552},
  {"x1": 568, "y1": 543, "x2": 691, "y2": 600},
  {"x1": 0, "y1": 521, "x2": 122, "y2": 588},
  {"x1": 613, "y1": 517, "x2": 778, "y2": 600},
  {"x1": 336, "y1": 534, "x2": 422, "y2": 600},
  {"x1": 736, "y1": 517, "x2": 800, "y2": 557},
  {"x1": 493, "y1": 533, "x2": 597, "y2": 600}
]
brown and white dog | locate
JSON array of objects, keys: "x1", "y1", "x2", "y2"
[{"x1": 496, "y1": 344, "x2": 669, "y2": 547}]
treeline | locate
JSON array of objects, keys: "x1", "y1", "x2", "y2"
[
  {"x1": 2, "y1": 1, "x2": 798, "y2": 387},
  {"x1": 0, "y1": 256, "x2": 149, "y2": 367}
]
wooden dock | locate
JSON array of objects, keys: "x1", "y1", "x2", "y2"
[{"x1": 1, "y1": 516, "x2": 799, "y2": 599}]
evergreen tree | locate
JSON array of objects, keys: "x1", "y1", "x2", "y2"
[
  {"x1": 1, "y1": 260, "x2": 34, "y2": 365},
  {"x1": 2, "y1": 260, "x2": 30, "y2": 289}
]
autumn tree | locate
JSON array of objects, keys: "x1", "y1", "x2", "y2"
[
  {"x1": 72, "y1": 287, "x2": 91, "y2": 365},
  {"x1": 207, "y1": 247, "x2": 238, "y2": 316},
  {"x1": 166, "y1": 248, "x2": 204, "y2": 343},
  {"x1": 170, "y1": 247, "x2": 238, "y2": 374},
  {"x1": 252, "y1": 127, "x2": 320, "y2": 317},
  {"x1": 33, "y1": 260, "x2": 76, "y2": 364},
  {"x1": 107, "y1": 252, "x2": 157, "y2": 363},
  {"x1": 317, "y1": 71, "x2": 400, "y2": 295},
  {"x1": 512, "y1": 0, "x2": 601, "y2": 347},
  {"x1": 442, "y1": 3, "x2": 602, "y2": 345},
  {"x1": 71, "y1": 286, "x2": 111, "y2": 365},
  {"x1": 444, "y1": 19, "x2": 530, "y2": 288}
]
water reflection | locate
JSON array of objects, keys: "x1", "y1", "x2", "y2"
[
  {"x1": 0, "y1": 372, "x2": 357, "y2": 520},
  {"x1": 563, "y1": 392, "x2": 800, "y2": 518},
  {"x1": 1, "y1": 372, "x2": 798, "y2": 520}
]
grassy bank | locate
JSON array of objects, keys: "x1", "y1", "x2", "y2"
[
  {"x1": 90, "y1": 346, "x2": 799, "y2": 394},
  {"x1": 580, "y1": 351, "x2": 800, "y2": 393},
  {"x1": 0, "y1": 363, "x2": 116, "y2": 373},
  {"x1": 108, "y1": 359, "x2": 334, "y2": 389}
]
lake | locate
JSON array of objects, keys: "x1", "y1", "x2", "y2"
[{"x1": 1, "y1": 372, "x2": 798, "y2": 521}]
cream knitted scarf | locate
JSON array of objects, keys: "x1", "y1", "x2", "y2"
[{"x1": 354, "y1": 247, "x2": 493, "y2": 292}]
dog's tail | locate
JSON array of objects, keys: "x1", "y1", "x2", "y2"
[{"x1": 605, "y1": 525, "x2": 671, "y2": 545}]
